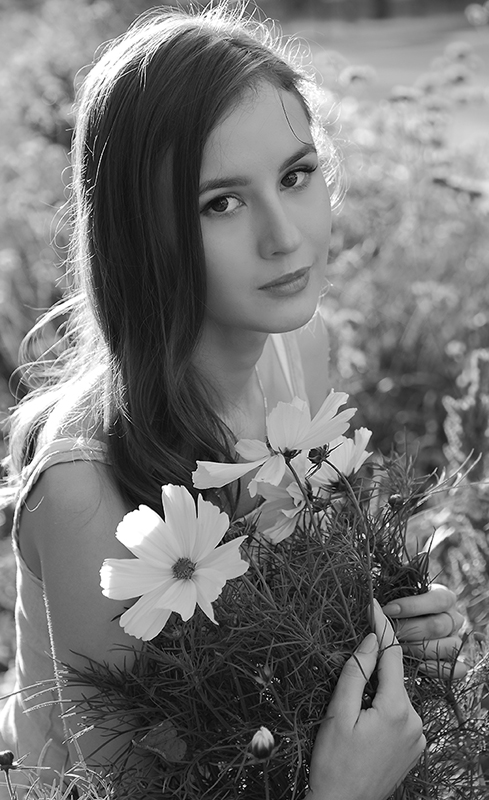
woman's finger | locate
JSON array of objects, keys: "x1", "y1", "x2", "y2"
[
  {"x1": 370, "y1": 600, "x2": 407, "y2": 707},
  {"x1": 382, "y1": 584, "x2": 456, "y2": 619},
  {"x1": 394, "y1": 610, "x2": 465, "y2": 641},
  {"x1": 416, "y1": 658, "x2": 469, "y2": 680},
  {"x1": 401, "y1": 635, "x2": 464, "y2": 661},
  {"x1": 327, "y1": 632, "x2": 379, "y2": 723}
]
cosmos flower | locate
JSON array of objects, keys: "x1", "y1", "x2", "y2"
[
  {"x1": 310, "y1": 428, "x2": 372, "y2": 488},
  {"x1": 100, "y1": 485, "x2": 249, "y2": 641},
  {"x1": 192, "y1": 392, "x2": 355, "y2": 495},
  {"x1": 253, "y1": 453, "x2": 308, "y2": 543},
  {"x1": 255, "y1": 479, "x2": 305, "y2": 543}
]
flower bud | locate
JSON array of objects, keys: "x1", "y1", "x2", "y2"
[
  {"x1": 308, "y1": 445, "x2": 330, "y2": 466},
  {"x1": 0, "y1": 751, "x2": 16, "y2": 771},
  {"x1": 255, "y1": 664, "x2": 273, "y2": 687},
  {"x1": 250, "y1": 726, "x2": 275, "y2": 760},
  {"x1": 388, "y1": 493, "x2": 404, "y2": 509}
]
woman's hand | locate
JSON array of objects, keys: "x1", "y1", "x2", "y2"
[
  {"x1": 306, "y1": 600, "x2": 425, "y2": 800},
  {"x1": 382, "y1": 584, "x2": 467, "y2": 679}
]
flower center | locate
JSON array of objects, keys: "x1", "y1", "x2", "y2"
[
  {"x1": 281, "y1": 447, "x2": 300, "y2": 461},
  {"x1": 172, "y1": 557, "x2": 197, "y2": 580}
]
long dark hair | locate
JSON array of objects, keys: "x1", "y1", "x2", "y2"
[{"x1": 4, "y1": 5, "x2": 340, "y2": 513}]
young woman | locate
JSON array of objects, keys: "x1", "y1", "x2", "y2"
[{"x1": 0, "y1": 6, "x2": 465, "y2": 798}]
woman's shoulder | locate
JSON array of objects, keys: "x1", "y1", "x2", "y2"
[
  {"x1": 26, "y1": 452, "x2": 120, "y2": 517},
  {"x1": 18, "y1": 448, "x2": 132, "y2": 581},
  {"x1": 18, "y1": 454, "x2": 143, "y2": 673}
]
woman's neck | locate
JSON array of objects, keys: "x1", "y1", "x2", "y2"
[{"x1": 194, "y1": 324, "x2": 269, "y2": 441}]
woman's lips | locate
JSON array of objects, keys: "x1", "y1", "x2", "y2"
[{"x1": 258, "y1": 267, "x2": 310, "y2": 296}]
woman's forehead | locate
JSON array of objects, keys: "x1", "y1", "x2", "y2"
[{"x1": 200, "y1": 83, "x2": 313, "y2": 184}]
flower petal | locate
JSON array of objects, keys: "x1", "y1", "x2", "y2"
[
  {"x1": 115, "y1": 506, "x2": 182, "y2": 565},
  {"x1": 192, "y1": 576, "x2": 217, "y2": 623},
  {"x1": 256, "y1": 485, "x2": 303, "y2": 542},
  {"x1": 119, "y1": 588, "x2": 172, "y2": 641},
  {"x1": 257, "y1": 482, "x2": 290, "y2": 502},
  {"x1": 248, "y1": 454, "x2": 286, "y2": 496},
  {"x1": 198, "y1": 536, "x2": 249, "y2": 578},
  {"x1": 192, "y1": 569, "x2": 226, "y2": 603},
  {"x1": 311, "y1": 428, "x2": 372, "y2": 485},
  {"x1": 300, "y1": 407, "x2": 356, "y2": 451},
  {"x1": 352, "y1": 428, "x2": 372, "y2": 472},
  {"x1": 261, "y1": 513, "x2": 298, "y2": 543},
  {"x1": 100, "y1": 558, "x2": 173, "y2": 600},
  {"x1": 161, "y1": 485, "x2": 197, "y2": 556},
  {"x1": 234, "y1": 439, "x2": 270, "y2": 461},
  {"x1": 192, "y1": 495, "x2": 230, "y2": 562},
  {"x1": 154, "y1": 577, "x2": 198, "y2": 621},
  {"x1": 294, "y1": 390, "x2": 350, "y2": 450},
  {"x1": 314, "y1": 389, "x2": 350, "y2": 419},
  {"x1": 266, "y1": 397, "x2": 311, "y2": 451},
  {"x1": 310, "y1": 460, "x2": 338, "y2": 486},
  {"x1": 192, "y1": 458, "x2": 267, "y2": 489}
]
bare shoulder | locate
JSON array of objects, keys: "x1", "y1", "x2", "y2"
[
  {"x1": 24, "y1": 457, "x2": 129, "y2": 525},
  {"x1": 19, "y1": 458, "x2": 142, "y2": 667},
  {"x1": 19, "y1": 458, "x2": 132, "y2": 576},
  {"x1": 295, "y1": 313, "x2": 332, "y2": 414}
]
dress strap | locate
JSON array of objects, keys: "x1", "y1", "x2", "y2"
[
  {"x1": 269, "y1": 332, "x2": 308, "y2": 400},
  {"x1": 20, "y1": 437, "x2": 108, "y2": 486}
]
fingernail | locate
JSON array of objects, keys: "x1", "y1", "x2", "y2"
[
  {"x1": 357, "y1": 632, "x2": 378, "y2": 654},
  {"x1": 382, "y1": 603, "x2": 401, "y2": 616}
]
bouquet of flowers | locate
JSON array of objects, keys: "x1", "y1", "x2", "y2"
[{"x1": 65, "y1": 392, "x2": 489, "y2": 800}]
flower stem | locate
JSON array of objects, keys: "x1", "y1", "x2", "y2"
[
  {"x1": 4, "y1": 772, "x2": 17, "y2": 800},
  {"x1": 264, "y1": 764, "x2": 270, "y2": 800},
  {"x1": 328, "y1": 463, "x2": 374, "y2": 609},
  {"x1": 286, "y1": 459, "x2": 357, "y2": 643}
]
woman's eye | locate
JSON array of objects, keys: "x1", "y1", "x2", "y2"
[
  {"x1": 206, "y1": 195, "x2": 241, "y2": 215},
  {"x1": 281, "y1": 166, "x2": 315, "y2": 190}
]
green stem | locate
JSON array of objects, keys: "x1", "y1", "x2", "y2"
[
  {"x1": 286, "y1": 459, "x2": 357, "y2": 643},
  {"x1": 264, "y1": 763, "x2": 270, "y2": 800},
  {"x1": 4, "y1": 772, "x2": 18, "y2": 800},
  {"x1": 327, "y1": 463, "x2": 374, "y2": 609}
]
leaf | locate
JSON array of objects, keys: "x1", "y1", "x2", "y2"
[{"x1": 133, "y1": 720, "x2": 187, "y2": 762}]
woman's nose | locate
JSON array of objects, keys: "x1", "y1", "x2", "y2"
[{"x1": 257, "y1": 198, "x2": 303, "y2": 259}]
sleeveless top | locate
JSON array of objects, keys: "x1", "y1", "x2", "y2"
[{"x1": 0, "y1": 332, "x2": 308, "y2": 781}]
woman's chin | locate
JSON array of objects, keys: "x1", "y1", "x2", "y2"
[{"x1": 264, "y1": 295, "x2": 321, "y2": 334}]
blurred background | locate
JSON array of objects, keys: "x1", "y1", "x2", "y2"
[{"x1": 0, "y1": 0, "x2": 488, "y2": 690}]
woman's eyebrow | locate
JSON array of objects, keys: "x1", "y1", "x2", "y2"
[{"x1": 199, "y1": 142, "x2": 317, "y2": 195}]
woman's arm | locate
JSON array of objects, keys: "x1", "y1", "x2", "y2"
[{"x1": 19, "y1": 459, "x2": 142, "y2": 770}]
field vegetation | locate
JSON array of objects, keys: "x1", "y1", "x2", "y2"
[{"x1": 0, "y1": 1, "x2": 488, "y2": 796}]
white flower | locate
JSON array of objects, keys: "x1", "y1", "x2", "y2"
[
  {"x1": 192, "y1": 392, "x2": 355, "y2": 495},
  {"x1": 256, "y1": 480, "x2": 305, "y2": 543},
  {"x1": 100, "y1": 485, "x2": 249, "y2": 641},
  {"x1": 254, "y1": 453, "x2": 308, "y2": 543},
  {"x1": 310, "y1": 428, "x2": 372, "y2": 487}
]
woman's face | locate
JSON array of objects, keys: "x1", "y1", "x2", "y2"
[{"x1": 199, "y1": 81, "x2": 331, "y2": 340}]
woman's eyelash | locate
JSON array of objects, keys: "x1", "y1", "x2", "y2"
[
  {"x1": 293, "y1": 164, "x2": 317, "y2": 173},
  {"x1": 202, "y1": 195, "x2": 241, "y2": 216},
  {"x1": 201, "y1": 163, "x2": 318, "y2": 215},
  {"x1": 283, "y1": 164, "x2": 318, "y2": 183}
]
